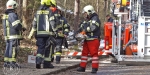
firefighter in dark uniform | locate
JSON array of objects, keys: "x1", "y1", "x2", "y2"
[
  {"x1": 106, "y1": 14, "x2": 113, "y2": 23},
  {"x1": 53, "y1": 6, "x2": 70, "y2": 64},
  {"x1": 2, "y1": 0, "x2": 25, "y2": 67},
  {"x1": 28, "y1": 0, "x2": 58, "y2": 69},
  {"x1": 76, "y1": 5, "x2": 101, "y2": 73}
]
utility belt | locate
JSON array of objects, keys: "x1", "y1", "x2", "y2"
[
  {"x1": 87, "y1": 36, "x2": 100, "y2": 39},
  {"x1": 86, "y1": 36, "x2": 100, "y2": 40}
]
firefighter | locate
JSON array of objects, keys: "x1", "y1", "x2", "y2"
[
  {"x1": 106, "y1": 14, "x2": 113, "y2": 23},
  {"x1": 76, "y1": 5, "x2": 101, "y2": 73},
  {"x1": 28, "y1": 0, "x2": 58, "y2": 69},
  {"x1": 53, "y1": 6, "x2": 70, "y2": 64},
  {"x1": 2, "y1": 0, "x2": 25, "y2": 67}
]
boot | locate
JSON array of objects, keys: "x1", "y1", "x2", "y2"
[
  {"x1": 77, "y1": 67, "x2": 85, "y2": 72},
  {"x1": 56, "y1": 61, "x2": 60, "y2": 64},
  {"x1": 91, "y1": 68, "x2": 98, "y2": 74},
  {"x1": 43, "y1": 61, "x2": 54, "y2": 68},
  {"x1": 56, "y1": 56, "x2": 61, "y2": 64},
  {"x1": 36, "y1": 57, "x2": 43, "y2": 69},
  {"x1": 10, "y1": 62, "x2": 20, "y2": 68},
  {"x1": 51, "y1": 57, "x2": 54, "y2": 62},
  {"x1": 3, "y1": 62, "x2": 10, "y2": 68}
]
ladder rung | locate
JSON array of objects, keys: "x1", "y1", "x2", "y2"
[
  {"x1": 145, "y1": 46, "x2": 150, "y2": 47},
  {"x1": 145, "y1": 33, "x2": 150, "y2": 35}
]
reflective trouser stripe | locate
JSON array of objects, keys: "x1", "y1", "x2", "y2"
[
  {"x1": 55, "y1": 52, "x2": 61, "y2": 56},
  {"x1": 4, "y1": 57, "x2": 9, "y2": 61},
  {"x1": 9, "y1": 58, "x2": 16, "y2": 62},
  {"x1": 92, "y1": 57, "x2": 99, "y2": 68},
  {"x1": 80, "y1": 56, "x2": 88, "y2": 68},
  {"x1": 12, "y1": 47, "x2": 16, "y2": 58},
  {"x1": 36, "y1": 54, "x2": 43, "y2": 58},
  {"x1": 44, "y1": 58, "x2": 51, "y2": 61}
]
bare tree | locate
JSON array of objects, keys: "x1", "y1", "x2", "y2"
[
  {"x1": 74, "y1": 0, "x2": 80, "y2": 31},
  {"x1": 22, "y1": 0, "x2": 27, "y2": 28}
]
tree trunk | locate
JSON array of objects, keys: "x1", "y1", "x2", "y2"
[
  {"x1": 74, "y1": 0, "x2": 80, "y2": 31},
  {"x1": 96, "y1": 0, "x2": 99, "y2": 14},
  {"x1": 22, "y1": 0, "x2": 27, "y2": 28}
]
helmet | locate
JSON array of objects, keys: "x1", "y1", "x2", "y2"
[
  {"x1": 6, "y1": 0, "x2": 18, "y2": 9},
  {"x1": 50, "y1": 0, "x2": 56, "y2": 6},
  {"x1": 41, "y1": 0, "x2": 56, "y2": 6},
  {"x1": 82, "y1": 5, "x2": 95, "y2": 15}
]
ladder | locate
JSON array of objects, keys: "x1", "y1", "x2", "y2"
[{"x1": 142, "y1": 0, "x2": 150, "y2": 16}]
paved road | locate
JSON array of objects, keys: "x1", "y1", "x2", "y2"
[
  {"x1": 55, "y1": 57, "x2": 150, "y2": 75},
  {"x1": 1, "y1": 56, "x2": 150, "y2": 75}
]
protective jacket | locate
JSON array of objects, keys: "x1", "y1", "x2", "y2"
[
  {"x1": 79, "y1": 13, "x2": 101, "y2": 40},
  {"x1": 56, "y1": 16, "x2": 70, "y2": 37},
  {"x1": 2, "y1": 9, "x2": 23, "y2": 40}
]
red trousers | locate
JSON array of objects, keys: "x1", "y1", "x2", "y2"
[{"x1": 80, "y1": 39, "x2": 100, "y2": 69}]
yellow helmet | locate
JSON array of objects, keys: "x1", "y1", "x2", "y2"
[
  {"x1": 41, "y1": 0, "x2": 56, "y2": 6},
  {"x1": 50, "y1": 0, "x2": 56, "y2": 6}
]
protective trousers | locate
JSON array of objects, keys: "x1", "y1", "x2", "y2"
[
  {"x1": 36, "y1": 37, "x2": 53, "y2": 64},
  {"x1": 80, "y1": 39, "x2": 100, "y2": 69},
  {"x1": 55, "y1": 37, "x2": 64, "y2": 62},
  {"x1": 4, "y1": 39, "x2": 20, "y2": 62}
]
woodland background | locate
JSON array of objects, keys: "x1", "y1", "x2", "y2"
[{"x1": 0, "y1": 0, "x2": 111, "y2": 64}]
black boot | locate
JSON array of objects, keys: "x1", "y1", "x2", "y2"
[
  {"x1": 56, "y1": 56, "x2": 61, "y2": 64},
  {"x1": 36, "y1": 57, "x2": 43, "y2": 69},
  {"x1": 3, "y1": 62, "x2": 10, "y2": 67},
  {"x1": 10, "y1": 62, "x2": 20, "y2": 68},
  {"x1": 43, "y1": 61, "x2": 54, "y2": 68},
  {"x1": 51, "y1": 57, "x2": 54, "y2": 62},
  {"x1": 91, "y1": 68, "x2": 98, "y2": 74},
  {"x1": 77, "y1": 67, "x2": 85, "y2": 72}
]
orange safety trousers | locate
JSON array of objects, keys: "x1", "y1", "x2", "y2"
[{"x1": 80, "y1": 39, "x2": 100, "y2": 69}]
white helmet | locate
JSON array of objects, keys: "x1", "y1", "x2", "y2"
[
  {"x1": 82, "y1": 5, "x2": 95, "y2": 15},
  {"x1": 6, "y1": 0, "x2": 18, "y2": 9}
]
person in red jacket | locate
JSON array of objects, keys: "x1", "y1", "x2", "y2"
[{"x1": 76, "y1": 5, "x2": 101, "y2": 73}]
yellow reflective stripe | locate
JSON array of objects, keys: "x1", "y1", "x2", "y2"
[
  {"x1": 56, "y1": 25, "x2": 63, "y2": 29},
  {"x1": 5, "y1": 35, "x2": 22, "y2": 40},
  {"x1": 37, "y1": 10, "x2": 49, "y2": 14},
  {"x1": 64, "y1": 24, "x2": 68, "y2": 28},
  {"x1": 4, "y1": 57, "x2": 9, "y2": 61},
  {"x1": 37, "y1": 31, "x2": 54, "y2": 35},
  {"x1": 58, "y1": 32, "x2": 64, "y2": 37},
  {"x1": 9, "y1": 58, "x2": 16, "y2": 62},
  {"x1": 45, "y1": 15, "x2": 49, "y2": 32},
  {"x1": 55, "y1": 52, "x2": 61, "y2": 55},
  {"x1": 55, "y1": 52, "x2": 61, "y2": 56},
  {"x1": 49, "y1": 16, "x2": 54, "y2": 21},
  {"x1": 49, "y1": 45, "x2": 53, "y2": 60},
  {"x1": 12, "y1": 20, "x2": 20, "y2": 26},
  {"x1": 12, "y1": 47, "x2": 16, "y2": 58},
  {"x1": 90, "y1": 20, "x2": 99, "y2": 27},
  {"x1": 2, "y1": 14, "x2": 9, "y2": 19},
  {"x1": 86, "y1": 38, "x2": 96, "y2": 40},
  {"x1": 44, "y1": 58, "x2": 51, "y2": 61},
  {"x1": 54, "y1": 14, "x2": 60, "y2": 16},
  {"x1": 6, "y1": 19, "x2": 10, "y2": 40},
  {"x1": 87, "y1": 27, "x2": 90, "y2": 32},
  {"x1": 36, "y1": 54, "x2": 43, "y2": 57},
  {"x1": 64, "y1": 29, "x2": 69, "y2": 32}
]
